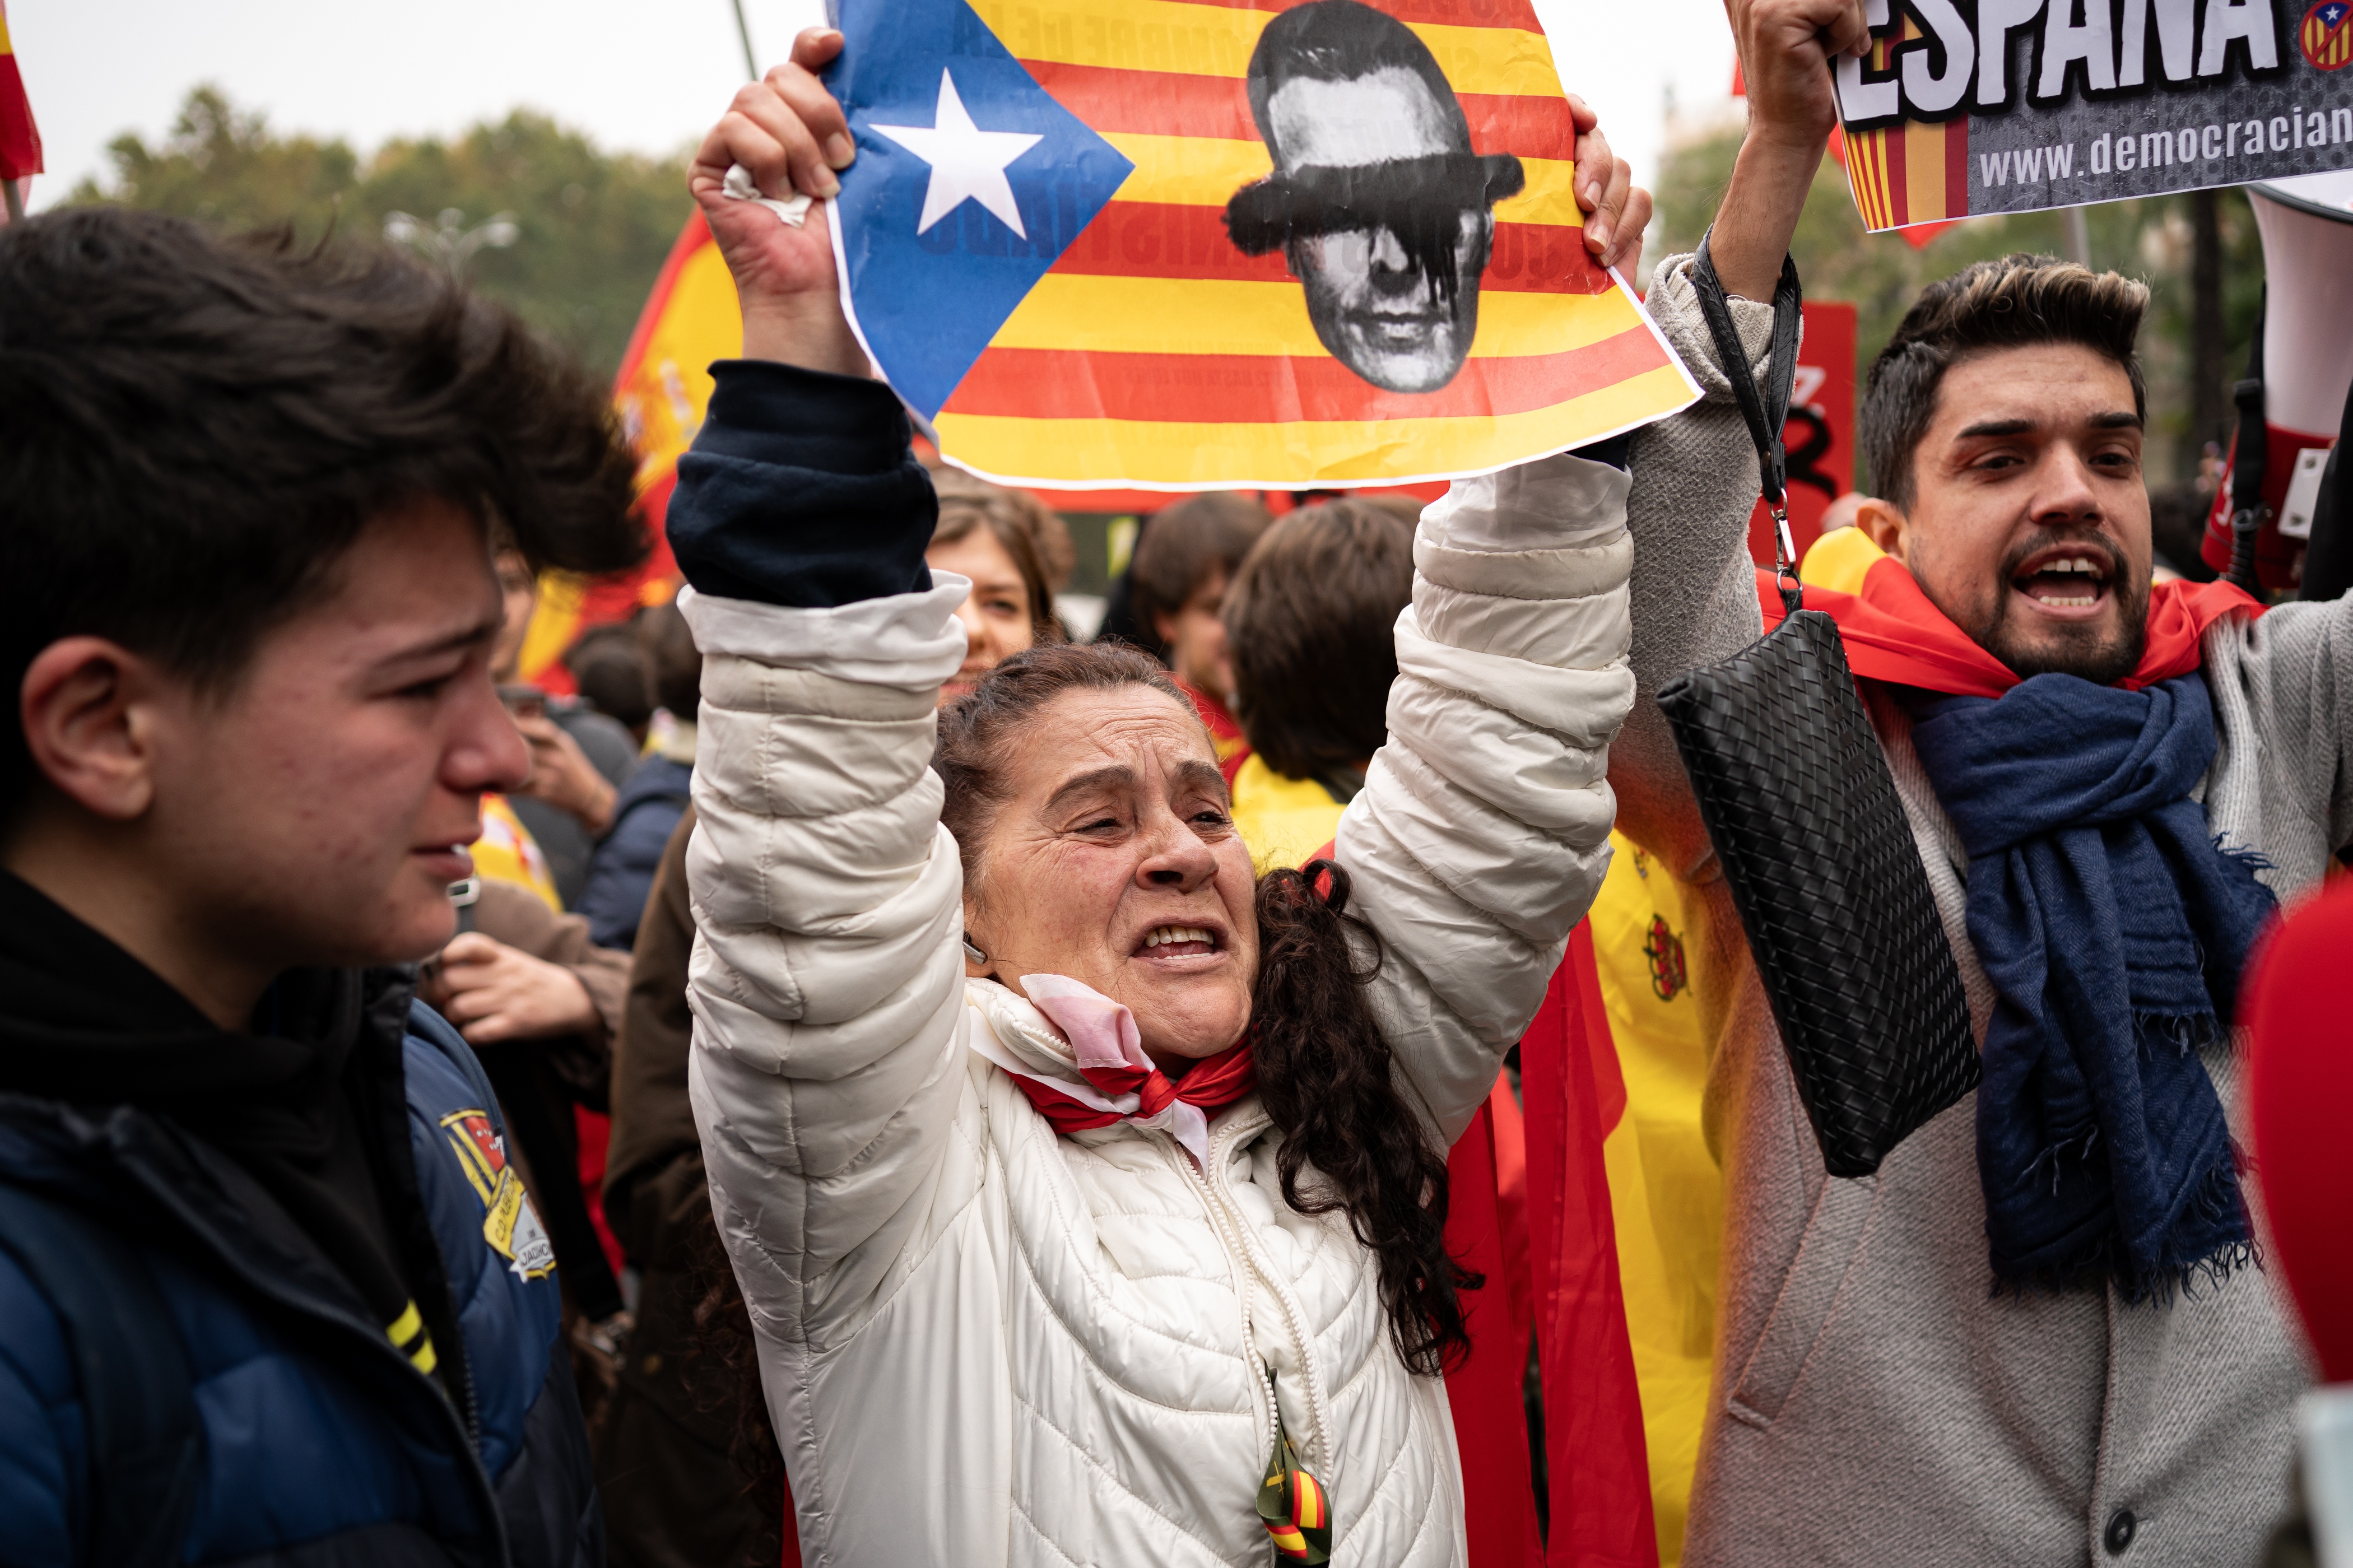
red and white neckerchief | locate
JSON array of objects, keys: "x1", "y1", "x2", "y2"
[{"x1": 968, "y1": 974, "x2": 1255, "y2": 1166}]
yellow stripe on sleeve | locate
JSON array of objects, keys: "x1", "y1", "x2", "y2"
[
  {"x1": 387, "y1": 1299, "x2": 440, "y2": 1376},
  {"x1": 387, "y1": 1300, "x2": 424, "y2": 1346}
]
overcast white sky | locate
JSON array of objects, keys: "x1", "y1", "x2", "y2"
[{"x1": 13, "y1": 0, "x2": 1740, "y2": 214}]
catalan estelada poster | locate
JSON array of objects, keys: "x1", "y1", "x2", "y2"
[{"x1": 820, "y1": 0, "x2": 1700, "y2": 489}]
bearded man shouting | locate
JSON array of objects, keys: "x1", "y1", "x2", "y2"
[{"x1": 1444, "y1": 0, "x2": 2346, "y2": 1561}]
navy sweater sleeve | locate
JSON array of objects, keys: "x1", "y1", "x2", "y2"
[{"x1": 665, "y1": 360, "x2": 938, "y2": 609}]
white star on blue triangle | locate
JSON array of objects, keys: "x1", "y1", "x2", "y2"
[
  {"x1": 826, "y1": 0, "x2": 1134, "y2": 420},
  {"x1": 871, "y1": 70, "x2": 1044, "y2": 239}
]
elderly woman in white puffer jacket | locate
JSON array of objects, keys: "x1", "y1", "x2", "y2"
[{"x1": 673, "y1": 32, "x2": 1655, "y2": 1567}]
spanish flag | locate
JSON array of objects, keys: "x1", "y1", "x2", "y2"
[
  {"x1": 825, "y1": 0, "x2": 1698, "y2": 488},
  {"x1": 508, "y1": 221, "x2": 719, "y2": 691}
]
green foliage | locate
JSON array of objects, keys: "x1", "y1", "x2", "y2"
[
  {"x1": 1649, "y1": 123, "x2": 2265, "y2": 485},
  {"x1": 67, "y1": 86, "x2": 696, "y2": 377}
]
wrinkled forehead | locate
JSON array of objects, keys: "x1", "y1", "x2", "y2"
[
  {"x1": 1266, "y1": 68, "x2": 1456, "y2": 170},
  {"x1": 1006, "y1": 685, "x2": 1224, "y2": 803}
]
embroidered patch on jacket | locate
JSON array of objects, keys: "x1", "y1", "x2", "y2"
[
  {"x1": 440, "y1": 1108, "x2": 557, "y2": 1280},
  {"x1": 1644, "y1": 914, "x2": 1688, "y2": 1002}
]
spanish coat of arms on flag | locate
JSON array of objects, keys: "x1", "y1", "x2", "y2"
[{"x1": 817, "y1": 0, "x2": 1698, "y2": 488}]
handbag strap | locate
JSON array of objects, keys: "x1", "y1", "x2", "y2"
[{"x1": 1691, "y1": 231, "x2": 1805, "y2": 615}]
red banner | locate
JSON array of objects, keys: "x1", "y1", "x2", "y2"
[{"x1": 1745, "y1": 301, "x2": 1857, "y2": 570}]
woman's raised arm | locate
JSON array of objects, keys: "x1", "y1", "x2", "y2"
[
  {"x1": 672, "y1": 32, "x2": 979, "y2": 1349},
  {"x1": 1337, "y1": 450, "x2": 1638, "y2": 1145}
]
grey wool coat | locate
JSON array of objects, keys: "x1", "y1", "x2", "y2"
[{"x1": 1550, "y1": 254, "x2": 2349, "y2": 1567}]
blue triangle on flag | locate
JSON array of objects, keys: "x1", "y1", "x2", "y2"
[{"x1": 827, "y1": 0, "x2": 1134, "y2": 421}]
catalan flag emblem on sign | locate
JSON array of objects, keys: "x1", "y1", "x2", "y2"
[
  {"x1": 822, "y1": 0, "x2": 1697, "y2": 488},
  {"x1": 2303, "y1": 0, "x2": 2352, "y2": 70}
]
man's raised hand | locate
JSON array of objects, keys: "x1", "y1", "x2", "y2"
[
  {"x1": 689, "y1": 27, "x2": 871, "y2": 375},
  {"x1": 1710, "y1": 0, "x2": 1871, "y2": 299},
  {"x1": 1728, "y1": 0, "x2": 1871, "y2": 151}
]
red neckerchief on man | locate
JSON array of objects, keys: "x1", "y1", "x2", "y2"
[{"x1": 1756, "y1": 557, "x2": 2262, "y2": 697}]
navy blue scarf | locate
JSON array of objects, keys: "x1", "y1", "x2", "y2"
[{"x1": 1909, "y1": 675, "x2": 2275, "y2": 1297}]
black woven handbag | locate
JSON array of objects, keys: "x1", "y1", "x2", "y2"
[{"x1": 1653, "y1": 235, "x2": 1977, "y2": 1180}]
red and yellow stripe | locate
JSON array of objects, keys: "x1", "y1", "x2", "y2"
[
  {"x1": 513, "y1": 219, "x2": 712, "y2": 690},
  {"x1": 936, "y1": 0, "x2": 1694, "y2": 487},
  {"x1": 1261, "y1": 1457, "x2": 1331, "y2": 1560},
  {"x1": 2304, "y1": 1, "x2": 2353, "y2": 68},
  {"x1": 1839, "y1": 16, "x2": 1969, "y2": 232}
]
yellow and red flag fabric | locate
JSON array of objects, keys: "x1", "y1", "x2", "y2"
[
  {"x1": 509, "y1": 220, "x2": 723, "y2": 692},
  {"x1": 1518, "y1": 920, "x2": 1660, "y2": 1568},
  {"x1": 0, "y1": 0, "x2": 44, "y2": 185},
  {"x1": 1834, "y1": 15, "x2": 1970, "y2": 236},
  {"x1": 817, "y1": 0, "x2": 1697, "y2": 488},
  {"x1": 1580, "y1": 836, "x2": 1724, "y2": 1568}
]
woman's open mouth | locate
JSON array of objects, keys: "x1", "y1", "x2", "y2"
[
  {"x1": 2011, "y1": 546, "x2": 2113, "y2": 618},
  {"x1": 1134, "y1": 923, "x2": 1222, "y2": 960}
]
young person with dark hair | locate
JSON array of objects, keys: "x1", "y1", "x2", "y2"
[
  {"x1": 667, "y1": 31, "x2": 1645, "y2": 1563},
  {"x1": 1450, "y1": 1, "x2": 2349, "y2": 1561},
  {"x1": 1221, "y1": 498, "x2": 1415, "y2": 869},
  {"x1": 0, "y1": 208, "x2": 642, "y2": 1564},
  {"x1": 1127, "y1": 491, "x2": 1272, "y2": 781}
]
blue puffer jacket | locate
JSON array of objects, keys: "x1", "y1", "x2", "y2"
[{"x1": 0, "y1": 984, "x2": 600, "y2": 1567}]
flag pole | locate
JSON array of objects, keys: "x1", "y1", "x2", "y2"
[
  {"x1": 1, "y1": 180, "x2": 21, "y2": 224},
  {"x1": 729, "y1": 0, "x2": 759, "y2": 80}
]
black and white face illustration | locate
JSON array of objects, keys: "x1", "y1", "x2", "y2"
[{"x1": 1224, "y1": 0, "x2": 1524, "y2": 394}]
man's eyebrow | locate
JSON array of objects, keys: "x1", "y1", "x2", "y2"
[
  {"x1": 2089, "y1": 410, "x2": 2143, "y2": 430},
  {"x1": 1044, "y1": 765, "x2": 1136, "y2": 816},
  {"x1": 1953, "y1": 418, "x2": 2037, "y2": 440}
]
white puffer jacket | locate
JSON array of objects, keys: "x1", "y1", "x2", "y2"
[{"x1": 683, "y1": 453, "x2": 1636, "y2": 1567}]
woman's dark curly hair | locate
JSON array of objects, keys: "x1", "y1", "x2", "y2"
[{"x1": 934, "y1": 640, "x2": 1476, "y2": 1374}]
